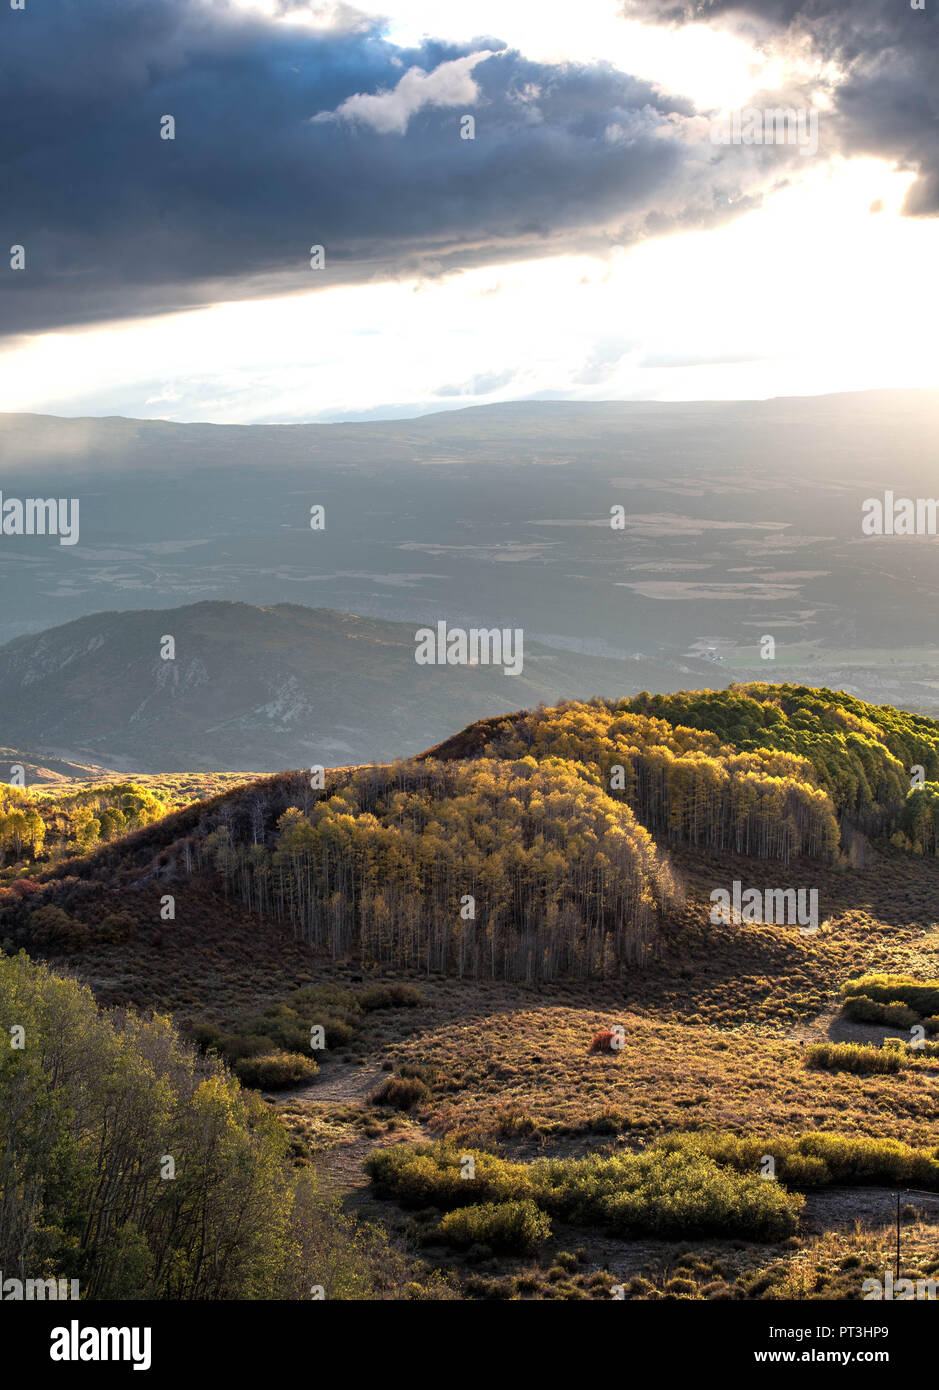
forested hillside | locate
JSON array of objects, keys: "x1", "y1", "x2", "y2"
[
  {"x1": 5, "y1": 683, "x2": 939, "y2": 978},
  {"x1": 424, "y1": 684, "x2": 939, "y2": 860},
  {"x1": 206, "y1": 758, "x2": 677, "y2": 980},
  {"x1": 6, "y1": 685, "x2": 939, "y2": 985}
]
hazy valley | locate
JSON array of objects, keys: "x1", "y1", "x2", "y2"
[{"x1": 3, "y1": 391, "x2": 939, "y2": 724}]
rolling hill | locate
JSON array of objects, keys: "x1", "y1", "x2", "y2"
[{"x1": 0, "y1": 747, "x2": 118, "y2": 785}]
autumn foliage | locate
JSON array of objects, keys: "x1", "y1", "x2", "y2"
[{"x1": 198, "y1": 757, "x2": 678, "y2": 982}]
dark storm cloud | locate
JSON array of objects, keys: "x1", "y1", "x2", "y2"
[
  {"x1": 0, "y1": 0, "x2": 786, "y2": 338},
  {"x1": 624, "y1": 0, "x2": 939, "y2": 215}
]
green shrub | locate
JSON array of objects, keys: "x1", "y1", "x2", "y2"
[
  {"x1": 438, "y1": 1200, "x2": 551, "y2": 1254},
  {"x1": 538, "y1": 1148, "x2": 800, "y2": 1241},
  {"x1": 667, "y1": 1131, "x2": 939, "y2": 1190},
  {"x1": 806, "y1": 1042, "x2": 903, "y2": 1074},
  {"x1": 360, "y1": 984, "x2": 423, "y2": 1011},
  {"x1": 779, "y1": 1153, "x2": 830, "y2": 1187},
  {"x1": 321, "y1": 1017, "x2": 357, "y2": 1048},
  {"x1": 250, "y1": 1004, "x2": 312, "y2": 1051},
  {"x1": 218, "y1": 989, "x2": 364, "y2": 1059},
  {"x1": 281, "y1": 987, "x2": 363, "y2": 1048},
  {"x1": 842, "y1": 993, "x2": 919, "y2": 1028},
  {"x1": 225, "y1": 1033, "x2": 277, "y2": 1061},
  {"x1": 843, "y1": 974, "x2": 939, "y2": 1018},
  {"x1": 842, "y1": 994, "x2": 885, "y2": 1024},
  {"x1": 880, "y1": 1001, "x2": 921, "y2": 1028},
  {"x1": 369, "y1": 1129, "x2": 939, "y2": 1244},
  {"x1": 370, "y1": 1075, "x2": 429, "y2": 1111},
  {"x1": 189, "y1": 1022, "x2": 225, "y2": 1052},
  {"x1": 234, "y1": 1050, "x2": 317, "y2": 1090},
  {"x1": 289, "y1": 983, "x2": 359, "y2": 1010},
  {"x1": 27, "y1": 904, "x2": 90, "y2": 952},
  {"x1": 97, "y1": 911, "x2": 136, "y2": 944},
  {"x1": 367, "y1": 1140, "x2": 801, "y2": 1241},
  {"x1": 365, "y1": 1144, "x2": 533, "y2": 1208}
]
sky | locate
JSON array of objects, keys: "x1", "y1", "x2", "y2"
[{"x1": 1, "y1": 0, "x2": 936, "y2": 422}]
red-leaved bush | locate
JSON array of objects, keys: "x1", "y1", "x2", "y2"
[{"x1": 9, "y1": 878, "x2": 43, "y2": 899}]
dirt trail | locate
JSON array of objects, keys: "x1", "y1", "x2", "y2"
[
  {"x1": 270, "y1": 1060, "x2": 431, "y2": 1202},
  {"x1": 785, "y1": 1007, "x2": 928, "y2": 1047},
  {"x1": 316, "y1": 1137, "x2": 384, "y2": 1197},
  {"x1": 271, "y1": 1060, "x2": 385, "y2": 1106}
]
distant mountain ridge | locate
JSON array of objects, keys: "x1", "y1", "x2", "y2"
[{"x1": 0, "y1": 601, "x2": 723, "y2": 772}]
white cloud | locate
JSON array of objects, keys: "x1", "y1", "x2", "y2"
[{"x1": 313, "y1": 50, "x2": 495, "y2": 134}]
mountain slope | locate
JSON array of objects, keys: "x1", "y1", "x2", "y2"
[
  {"x1": 0, "y1": 601, "x2": 723, "y2": 772},
  {"x1": 0, "y1": 748, "x2": 119, "y2": 785}
]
